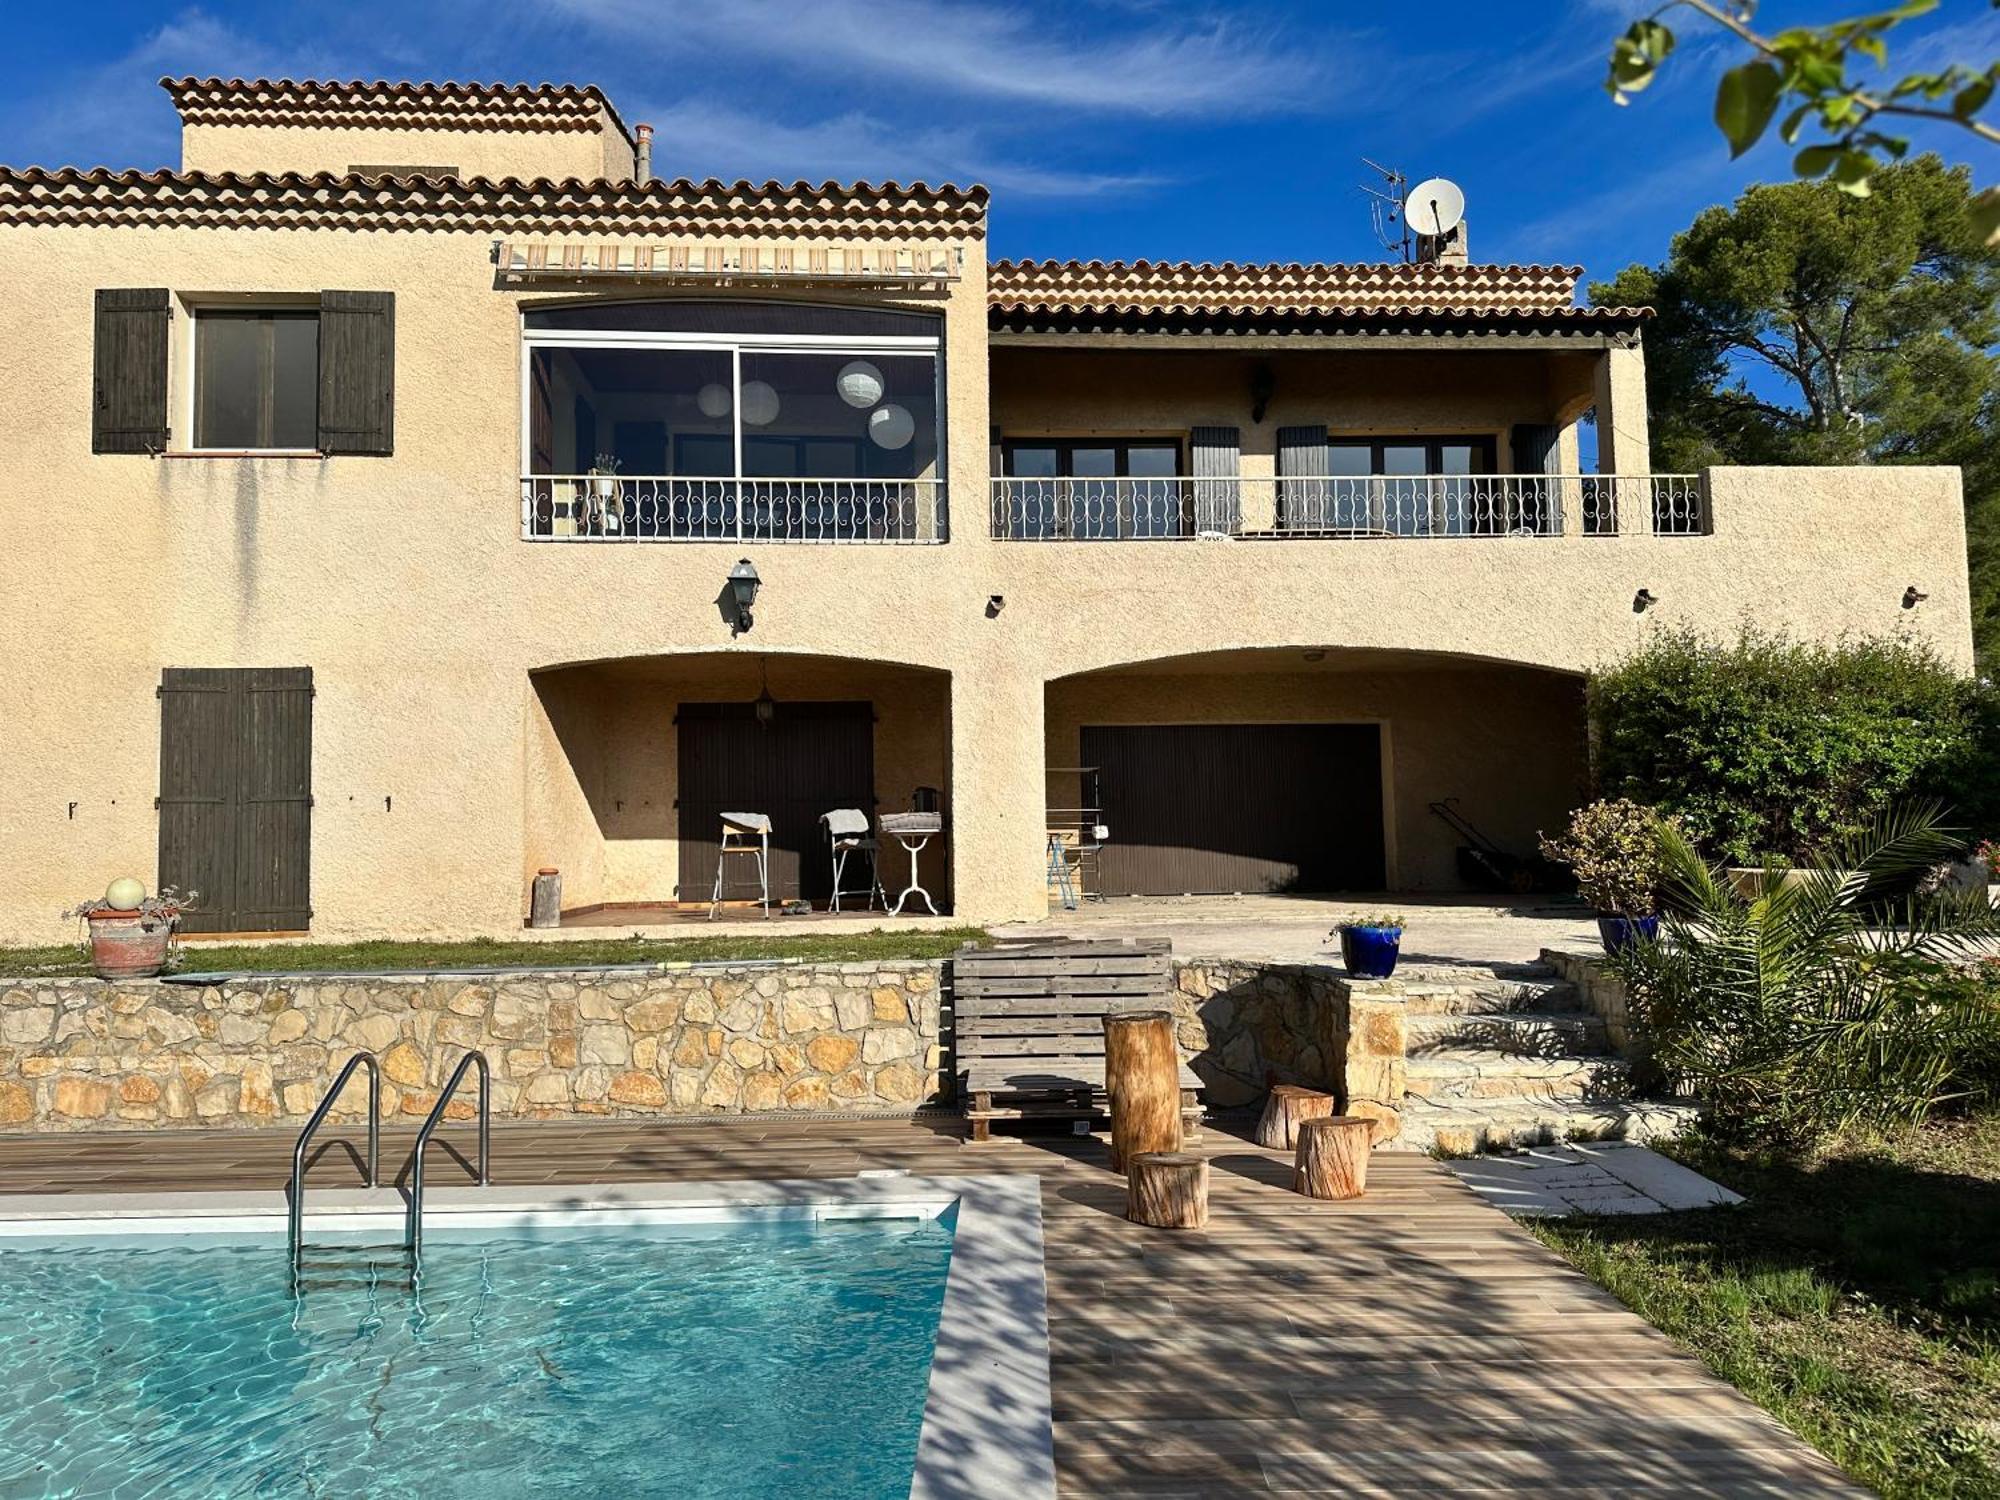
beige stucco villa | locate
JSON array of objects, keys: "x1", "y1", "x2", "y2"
[{"x1": 0, "y1": 76, "x2": 1973, "y2": 945}]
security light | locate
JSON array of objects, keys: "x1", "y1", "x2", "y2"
[
  {"x1": 1903, "y1": 585, "x2": 1928, "y2": 610},
  {"x1": 1633, "y1": 588, "x2": 1657, "y2": 613}
]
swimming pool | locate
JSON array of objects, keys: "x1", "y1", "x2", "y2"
[{"x1": 0, "y1": 1177, "x2": 1054, "y2": 1500}]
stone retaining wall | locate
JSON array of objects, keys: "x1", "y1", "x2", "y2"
[
  {"x1": 0, "y1": 962, "x2": 940, "y2": 1130},
  {"x1": 0, "y1": 956, "x2": 1381, "y2": 1134}
]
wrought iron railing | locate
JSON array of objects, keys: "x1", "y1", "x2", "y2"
[
  {"x1": 989, "y1": 474, "x2": 1708, "y2": 540},
  {"x1": 522, "y1": 476, "x2": 947, "y2": 544}
]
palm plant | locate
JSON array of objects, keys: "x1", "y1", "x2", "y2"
[{"x1": 1606, "y1": 801, "x2": 2000, "y2": 1149}]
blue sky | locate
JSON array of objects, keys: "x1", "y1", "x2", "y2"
[{"x1": 2, "y1": 1, "x2": 1995, "y2": 290}]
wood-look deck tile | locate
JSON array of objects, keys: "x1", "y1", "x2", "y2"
[{"x1": 0, "y1": 1116, "x2": 1864, "y2": 1497}]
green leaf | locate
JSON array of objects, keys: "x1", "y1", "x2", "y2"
[
  {"x1": 1778, "y1": 103, "x2": 1813, "y2": 143},
  {"x1": 1832, "y1": 151, "x2": 1876, "y2": 196},
  {"x1": 1972, "y1": 186, "x2": 2000, "y2": 250},
  {"x1": 1954, "y1": 75, "x2": 1995, "y2": 118},
  {"x1": 1795, "y1": 144, "x2": 1844, "y2": 176},
  {"x1": 1717, "y1": 62, "x2": 1784, "y2": 156}
]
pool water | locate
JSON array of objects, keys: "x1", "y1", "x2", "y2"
[{"x1": 0, "y1": 1214, "x2": 955, "y2": 1498}]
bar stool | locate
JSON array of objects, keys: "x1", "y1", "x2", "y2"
[
  {"x1": 821, "y1": 809, "x2": 886, "y2": 913},
  {"x1": 710, "y1": 811, "x2": 771, "y2": 920}
]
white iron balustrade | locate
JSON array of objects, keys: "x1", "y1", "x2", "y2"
[
  {"x1": 988, "y1": 474, "x2": 1707, "y2": 540},
  {"x1": 521, "y1": 476, "x2": 947, "y2": 543}
]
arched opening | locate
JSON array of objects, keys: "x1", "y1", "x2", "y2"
[
  {"x1": 526, "y1": 652, "x2": 951, "y2": 923},
  {"x1": 1044, "y1": 647, "x2": 1584, "y2": 898}
]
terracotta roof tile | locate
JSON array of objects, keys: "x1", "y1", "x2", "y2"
[
  {"x1": 988, "y1": 258, "x2": 1590, "y2": 315},
  {"x1": 162, "y1": 77, "x2": 633, "y2": 143},
  {"x1": 0, "y1": 167, "x2": 988, "y2": 239}
]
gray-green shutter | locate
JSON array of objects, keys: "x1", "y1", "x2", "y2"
[
  {"x1": 318, "y1": 290, "x2": 395, "y2": 455},
  {"x1": 1276, "y1": 425, "x2": 1329, "y2": 529},
  {"x1": 1189, "y1": 425, "x2": 1239, "y2": 534},
  {"x1": 158, "y1": 667, "x2": 314, "y2": 933},
  {"x1": 92, "y1": 288, "x2": 171, "y2": 454},
  {"x1": 1511, "y1": 423, "x2": 1561, "y2": 534}
]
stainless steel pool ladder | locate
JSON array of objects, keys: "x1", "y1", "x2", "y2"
[
  {"x1": 405, "y1": 1050, "x2": 491, "y2": 1258},
  {"x1": 288, "y1": 1051, "x2": 380, "y2": 1268}
]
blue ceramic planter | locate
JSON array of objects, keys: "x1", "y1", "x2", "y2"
[
  {"x1": 1339, "y1": 925, "x2": 1404, "y2": 980},
  {"x1": 1596, "y1": 913, "x2": 1660, "y2": 952}
]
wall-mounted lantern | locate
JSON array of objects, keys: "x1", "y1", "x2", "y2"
[
  {"x1": 753, "y1": 656, "x2": 777, "y2": 727},
  {"x1": 1903, "y1": 585, "x2": 1928, "y2": 610},
  {"x1": 726, "y1": 558, "x2": 761, "y2": 636},
  {"x1": 1633, "y1": 588, "x2": 1657, "y2": 613}
]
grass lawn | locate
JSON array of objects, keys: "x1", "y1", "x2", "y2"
[
  {"x1": 0, "y1": 928, "x2": 993, "y2": 979},
  {"x1": 1531, "y1": 1116, "x2": 2000, "y2": 1499}
]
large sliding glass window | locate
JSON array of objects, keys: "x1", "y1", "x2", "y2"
[
  {"x1": 1326, "y1": 436, "x2": 1501, "y2": 535},
  {"x1": 522, "y1": 302, "x2": 943, "y2": 542},
  {"x1": 1000, "y1": 439, "x2": 1185, "y2": 539}
]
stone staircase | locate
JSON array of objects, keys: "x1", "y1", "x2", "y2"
[{"x1": 1392, "y1": 960, "x2": 1697, "y2": 1155}]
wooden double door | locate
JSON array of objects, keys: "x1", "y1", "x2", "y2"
[{"x1": 676, "y1": 701, "x2": 875, "y2": 904}]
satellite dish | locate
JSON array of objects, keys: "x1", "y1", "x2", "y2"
[{"x1": 1404, "y1": 177, "x2": 1465, "y2": 238}]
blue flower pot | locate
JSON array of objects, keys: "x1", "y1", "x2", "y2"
[
  {"x1": 1339, "y1": 925, "x2": 1403, "y2": 980},
  {"x1": 1596, "y1": 913, "x2": 1660, "y2": 952}
]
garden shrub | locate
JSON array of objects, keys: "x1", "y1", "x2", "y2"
[
  {"x1": 1589, "y1": 627, "x2": 2000, "y2": 864},
  {"x1": 1607, "y1": 804, "x2": 2000, "y2": 1150}
]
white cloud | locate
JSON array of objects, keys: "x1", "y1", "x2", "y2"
[
  {"x1": 554, "y1": 0, "x2": 1354, "y2": 117},
  {"x1": 636, "y1": 98, "x2": 1162, "y2": 196}
]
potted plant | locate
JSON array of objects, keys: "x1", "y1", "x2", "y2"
[
  {"x1": 1539, "y1": 799, "x2": 1667, "y2": 952},
  {"x1": 1330, "y1": 913, "x2": 1405, "y2": 980},
  {"x1": 62, "y1": 880, "x2": 194, "y2": 980},
  {"x1": 586, "y1": 453, "x2": 624, "y2": 536}
]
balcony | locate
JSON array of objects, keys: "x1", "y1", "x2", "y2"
[
  {"x1": 520, "y1": 476, "x2": 947, "y2": 544},
  {"x1": 987, "y1": 474, "x2": 1706, "y2": 540}
]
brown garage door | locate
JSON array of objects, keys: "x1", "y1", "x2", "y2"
[
  {"x1": 1081, "y1": 723, "x2": 1383, "y2": 895},
  {"x1": 677, "y1": 702, "x2": 874, "y2": 904}
]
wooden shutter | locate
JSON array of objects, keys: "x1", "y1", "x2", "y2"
[
  {"x1": 1189, "y1": 425, "x2": 1239, "y2": 535},
  {"x1": 1276, "y1": 425, "x2": 1330, "y2": 529},
  {"x1": 159, "y1": 667, "x2": 313, "y2": 933},
  {"x1": 92, "y1": 289, "x2": 171, "y2": 454},
  {"x1": 1510, "y1": 424, "x2": 1561, "y2": 534},
  {"x1": 318, "y1": 290, "x2": 394, "y2": 455}
]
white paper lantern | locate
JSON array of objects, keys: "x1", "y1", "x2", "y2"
[
  {"x1": 868, "y1": 402, "x2": 915, "y2": 450},
  {"x1": 740, "y1": 379, "x2": 780, "y2": 427},
  {"x1": 696, "y1": 382, "x2": 733, "y2": 419},
  {"x1": 835, "y1": 360, "x2": 885, "y2": 409}
]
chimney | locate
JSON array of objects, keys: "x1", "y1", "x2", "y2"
[
  {"x1": 634, "y1": 122, "x2": 653, "y2": 183},
  {"x1": 1415, "y1": 220, "x2": 1469, "y2": 267}
]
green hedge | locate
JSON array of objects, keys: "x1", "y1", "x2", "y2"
[{"x1": 1589, "y1": 628, "x2": 1999, "y2": 863}]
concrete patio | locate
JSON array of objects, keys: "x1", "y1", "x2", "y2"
[{"x1": 999, "y1": 893, "x2": 1603, "y2": 967}]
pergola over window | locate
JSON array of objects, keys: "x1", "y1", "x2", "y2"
[{"x1": 521, "y1": 301, "x2": 945, "y2": 543}]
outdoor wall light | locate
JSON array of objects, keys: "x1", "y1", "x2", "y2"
[
  {"x1": 986, "y1": 594, "x2": 1005, "y2": 617},
  {"x1": 1633, "y1": 588, "x2": 1657, "y2": 613},
  {"x1": 1903, "y1": 585, "x2": 1929, "y2": 610},
  {"x1": 726, "y1": 559, "x2": 761, "y2": 636},
  {"x1": 753, "y1": 656, "x2": 777, "y2": 727}
]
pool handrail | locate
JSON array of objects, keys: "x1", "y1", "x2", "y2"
[
  {"x1": 288, "y1": 1050, "x2": 381, "y2": 1266},
  {"x1": 405, "y1": 1049, "x2": 491, "y2": 1257}
]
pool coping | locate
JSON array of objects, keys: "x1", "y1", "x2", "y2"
[{"x1": 0, "y1": 1173, "x2": 1055, "y2": 1500}]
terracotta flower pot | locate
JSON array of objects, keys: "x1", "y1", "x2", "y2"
[{"x1": 86, "y1": 908, "x2": 175, "y2": 980}]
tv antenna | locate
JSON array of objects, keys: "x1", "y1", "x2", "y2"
[{"x1": 1360, "y1": 158, "x2": 1410, "y2": 262}]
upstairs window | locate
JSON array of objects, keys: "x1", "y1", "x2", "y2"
[
  {"x1": 1000, "y1": 439, "x2": 1184, "y2": 539},
  {"x1": 194, "y1": 309, "x2": 320, "y2": 450},
  {"x1": 521, "y1": 301, "x2": 943, "y2": 541}
]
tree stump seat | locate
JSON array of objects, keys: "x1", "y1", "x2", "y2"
[
  {"x1": 1255, "y1": 1083, "x2": 1336, "y2": 1150},
  {"x1": 1294, "y1": 1115, "x2": 1374, "y2": 1200},
  {"x1": 1127, "y1": 1151, "x2": 1210, "y2": 1228}
]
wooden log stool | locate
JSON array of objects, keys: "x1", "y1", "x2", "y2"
[
  {"x1": 1293, "y1": 1115, "x2": 1374, "y2": 1200},
  {"x1": 1255, "y1": 1083, "x2": 1336, "y2": 1150},
  {"x1": 1102, "y1": 1010, "x2": 1183, "y2": 1173},
  {"x1": 1127, "y1": 1151, "x2": 1210, "y2": 1229}
]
